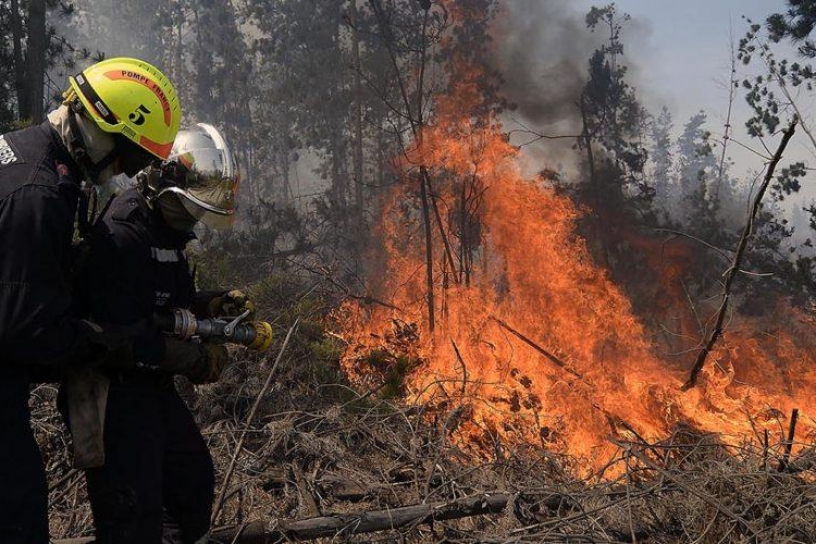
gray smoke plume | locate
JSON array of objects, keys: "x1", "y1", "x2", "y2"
[
  {"x1": 488, "y1": 0, "x2": 653, "y2": 176},
  {"x1": 491, "y1": 0, "x2": 599, "y2": 127},
  {"x1": 488, "y1": 0, "x2": 603, "y2": 174}
]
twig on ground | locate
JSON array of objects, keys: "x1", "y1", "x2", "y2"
[{"x1": 211, "y1": 319, "x2": 300, "y2": 524}]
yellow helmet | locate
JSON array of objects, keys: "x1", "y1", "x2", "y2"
[{"x1": 68, "y1": 57, "x2": 181, "y2": 160}]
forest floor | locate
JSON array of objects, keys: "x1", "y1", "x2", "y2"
[{"x1": 37, "y1": 269, "x2": 816, "y2": 543}]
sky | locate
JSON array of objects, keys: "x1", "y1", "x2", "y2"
[
  {"x1": 591, "y1": 0, "x2": 814, "y2": 181},
  {"x1": 558, "y1": 0, "x2": 815, "y2": 202},
  {"x1": 609, "y1": 0, "x2": 787, "y2": 119}
]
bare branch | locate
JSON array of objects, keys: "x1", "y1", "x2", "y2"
[{"x1": 683, "y1": 119, "x2": 797, "y2": 390}]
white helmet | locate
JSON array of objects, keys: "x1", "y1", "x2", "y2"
[{"x1": 145, "y1": 123, "x2": 240, "y2": 229}]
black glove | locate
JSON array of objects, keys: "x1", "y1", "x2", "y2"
[{"x1": 161, "y1": 338, "x2": 229, "y2": 385}]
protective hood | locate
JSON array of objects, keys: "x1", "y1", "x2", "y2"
[{"x1": 48, "y1": 105, "x2": 118, "y2": 185}]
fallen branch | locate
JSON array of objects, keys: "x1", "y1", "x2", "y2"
[
  {"x1": 273, "y1": 493, "x2": 512, "y2": 540},
  {"x1": 683, "y1": 119, "x2": 797, "y2": 390},
  {"x1": 211, "y1": 319, "x2": 300, "y2": 524},
  {"x1": 491, "y1": 317, "x2": 591, "y2": 385},
  {"x1": 51, "y1": 493, "x2": 515, "y2": 544}
]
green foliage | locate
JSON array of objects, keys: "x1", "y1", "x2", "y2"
[
  {"x1": 674, "y1": 111, "x2": 728, "y2": 239},
  {"x1": 0, "y1": 1, "x2": 95, "y2": 128},
  {"x1": 191, "y1": 202, "x2": 310, "y2": 290},
  {"x1": 650, "y1": 107, "x2": 674, "y2": 215},
  {"x1": 773, "y1": 161, "x2": 807, "y2": 200},
  {"x1": 738, "y1": 15, "x2": 813, "y2": 137},
  {"x1": 578, "y1": 3, "x2": 650, "y2": 212},
  {"x1": 730, "y1": 5, "x2": 816, "y2": 306},
  {"x1": 360, "y1": 349, "x2": 420, "y2": 400},
  {"x1": 767, "y1": 0, "x2": 816, "y2": 57}
]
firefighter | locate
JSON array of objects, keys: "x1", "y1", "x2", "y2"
[
  {"x1": 0, "y1": 57, "x2": 180, "y2": 543},
  {"x1": 72, "y1": 123, "x2": 248, "y2": 544}
]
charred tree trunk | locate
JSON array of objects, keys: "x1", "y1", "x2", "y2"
[
  {"x1": 579, "y1": 92, "x2": 610, "y2": 269},
  {"x1": 419, "y1": 169, "x2": 435, "y2": 332},
  {"x1": 579, "y1": 93, "x2": 598, "y2": 196},
  {"x1": 329, "y1": 126, "x2": 349, "y2": 222},
  {"x1": 459, "y1": 178, "x2": 467, "y2": 284},
  {"x1": 10, "y1": 0, "x2": 27, "y2": 120},
  {"x1": 415, "y1": 4, "x2": 435, "y2": 330},
  {"x1": 280, "y1": 144, "x2": 291, "y2": 204},
  {"x1": 277, "y1": 99, "x2": 292, "y2": 204},
  {"x1": 369, "y1": 0, "x2": 452, "y2": 328},
  {"x1": 193, "y1": 4, "x2": 215, "y2": 121},
  {"x1": 425, "y1": 171, "x2": 458, "y2": 281},
  {"x1": 175, "y1": 3, "x2": 184, "y2": 80},
  {"x1": 243, "y1": 90, "x2": 257, "y2": 207},
  {"x1": 349, "y1": 0, "x2": 365, "y2": 237},
  {"x1": 26, "y1": 0, "x2": 46, "y2": 122}
]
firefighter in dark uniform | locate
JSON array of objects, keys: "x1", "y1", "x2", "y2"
[
  {"x1": 73, "y1": 123, "x2": 246, "y2": 544},
  {"x1": 0, "y1": 57, "x2": 181, "y2": 543}
]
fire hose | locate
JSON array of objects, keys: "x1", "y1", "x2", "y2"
[{"x1": 153, "y1": 308, "x2": 274, "y2": 351}]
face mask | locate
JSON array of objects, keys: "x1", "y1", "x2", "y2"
[{"x1": 156, "y1": 192, "x2": 198, "y2": 232}]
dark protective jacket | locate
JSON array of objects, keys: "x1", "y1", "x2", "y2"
[
  {"x1": 0, "y1": 121, "x2": 87, "y2": 369},
  {"x1": 76, "y1": 187, "x2": 199, "y2": 368},
  {"x1": 73, "y1": 188, "x2": 216, "y2": 543}
]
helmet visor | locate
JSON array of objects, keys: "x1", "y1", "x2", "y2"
[
  {"x1": 159, "y1": 149, "x2": 239, "y2": 228},
  {"x1": 154, "y1": 123, "x2": 240, "y2": 229},
  {"x1": 157, "y1": 181, "x2": 236, "y2": 229}
]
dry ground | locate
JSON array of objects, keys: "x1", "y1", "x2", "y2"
[{"x1": 35, "y1": 276, "x2": 816, "y2": 543}]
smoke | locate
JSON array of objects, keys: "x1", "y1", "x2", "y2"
[
  {"x1": 487, "y1": 1, "x2": 601, "y2": 175},
  {"x1": 488, "y1": 1, "x2": 654, "y2": 176},
  {"x1": 491, "y1": 0, "x2": 598, "y2": 127}
]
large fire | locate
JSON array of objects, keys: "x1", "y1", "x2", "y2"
[{"x1": 338, "y1": 2, "x2": 816, "y2": 473}]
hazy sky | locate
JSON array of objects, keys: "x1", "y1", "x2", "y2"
[
  {"x1": 569, "y1": 0, "x2": 814, "y2": 188},
  {"x1": 609, "y1": 0, "x2": 791, "y2": 123}
]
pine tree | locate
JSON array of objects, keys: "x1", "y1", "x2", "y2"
[{"x1": 650, "y1": 106, "x2": 673, "y2": 219}]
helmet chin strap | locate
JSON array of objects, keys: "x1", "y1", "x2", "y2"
[{"x1": 68, "y1": 101, "x2": 118, "y2": 185}]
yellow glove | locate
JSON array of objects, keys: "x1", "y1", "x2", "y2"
[{"x1": 207, "y1": 290, "x2": 255, "y2": 319}]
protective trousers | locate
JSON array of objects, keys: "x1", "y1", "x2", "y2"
[
  {"x1": 83, "y1": 377, "x2": 214, "y2": 544},
  {"x1": 0, "y1": 373, "x2": 49, "y2": 544}
]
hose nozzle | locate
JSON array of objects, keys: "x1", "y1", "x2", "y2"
[{"x1": 154, "y1": 309, "x2": 274, "y2": 351}]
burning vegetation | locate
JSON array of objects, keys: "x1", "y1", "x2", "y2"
[{"x1": 337, "y1": 1, "x2": 816, "y2": 477}]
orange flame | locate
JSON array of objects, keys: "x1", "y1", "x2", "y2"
[{"x1": 337, "y1": 1, "x2": 816, "y2": 473}]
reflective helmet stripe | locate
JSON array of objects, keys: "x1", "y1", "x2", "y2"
[
  {"x1": 139, "y1": 136, "x2": 173, "y2": 158},
  {"x1": 74, "y1": 72, "x2": 118, "y2": 126},
  {"x1": 66, "y1": 57, "x2": 181, "y2": 161}
]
